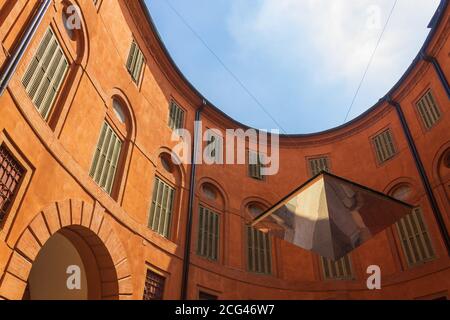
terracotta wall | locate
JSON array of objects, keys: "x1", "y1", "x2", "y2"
[{"x1": 0, "y1": 0, "x2": 448, "y2": 300}]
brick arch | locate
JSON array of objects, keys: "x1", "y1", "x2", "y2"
[{"x1": 0, "y1": 200, "x2": 133, "y2": 300}]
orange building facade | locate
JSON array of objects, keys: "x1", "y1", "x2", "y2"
[{"x1": 0, "y1": 0, "x2": 449, "y2": 300}]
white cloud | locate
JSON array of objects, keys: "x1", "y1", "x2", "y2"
[{"x1": 228, "y1": 0, "x2": 441, "y2": 90}]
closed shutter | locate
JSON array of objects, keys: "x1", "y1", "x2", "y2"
[
  {"x1": 89, "y1": 122, "x2": 122, "y2": 195},
  {"x1": 373, "y1": 129, "x2": 396, "y2": 163},
  {"x1": 247, "y1": 226, "x2": 271, "y2": 274},
  {"x1": 148, "y1": 177, "x2": 175, "y2": 238},
  {"x1": 396, "y1": 207, "x2": 435, "y2": 266},
  {"x1": 22, "y1": 28, "x2": 69, "y2": 120},
  {"x1": 417, "y1": 90, "x2": 441, "y2": 129},
  {"x1": 126, "y1": 40, "x2": 145, "y2": 84},
  {"x1": 168, "y1": 101, "x2": 185, "y2": 130},
  {"x1": 321, "y1": 255, "x2": 353, "y2": 280},
  {"x1": 197, "y1": 206, "x2": 219, "y2": 261},
  {"x1": 309, "y1": 157, "x2": 330, "y2": 176}
]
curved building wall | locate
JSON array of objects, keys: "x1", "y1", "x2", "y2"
[{"x1": 0, "y1": 0, "x2": 448, "y2": 300}]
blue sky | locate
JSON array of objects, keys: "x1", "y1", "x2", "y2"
[{"x1": 144, "y1": 0, "x2": 441, "y2": 134}]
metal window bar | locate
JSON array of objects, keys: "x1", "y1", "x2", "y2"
[
  {"x1": 143, "y1": 270, "x2": 165, "y2": 300},
  {"x1": 0, "y1": 146, "x2": 24, "y2": 223}
]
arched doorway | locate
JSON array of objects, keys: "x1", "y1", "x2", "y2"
[
  {"x1": 23, "y1": 226, "x2": 117, "y2": 300},
  {"x1": 0, "y1": 200, "x2": 133, "y2": 300}
]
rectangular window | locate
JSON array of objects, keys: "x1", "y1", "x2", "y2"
[
  {"x1": 308, "y1": 156, "x2": 330, "y2": 176},
  {"x1": 89, "y1": 122, "x2": 122, "y2": 195},
  {"x1": 168, "y1": 101, "x2": 185, "y2": 130},
  {"x1": 197, "y1": 206, "x2": 219, "y2": 261},
  {"x1": 417, "y1": 90, "x2": 441, "y2": 129},
  {"x1": 247, "y1": 226, "x2": 271, "y2": 274},
  {"x1": 396, "y1": 207, "x2": 435, "y2": 266},
  {"x1": 321, "y1": 255, "x2": 353, "y2": 280},
  {"x1": 372, "y1": 129, "x2": 396, "y2": 164},
  {"x1": 248, "y1": 151, "x2": 264, "y2": 180},
  {"x1": 148, "y1": 177, "x2": 175, "y2": 238},
  {"x1": 143, "y1": 269, "x2": 165, "y2": 300},
  {"x1": 126, "y1": 40, "x2": 145, "y2": 84},
  {"x1": 22, "y1": 28, "x2": 69, "y2": 120},
  {"x1": 0, "y1": 146, "x2": 25, "y2": 223}
]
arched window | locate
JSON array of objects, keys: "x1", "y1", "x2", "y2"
[
  {"x1": 196, "y1": 182, "x2": 224, "y2": 262},
  {"x1": 89, "y1": 97, "x2": 132, "y2": 198},
  {"x1": 147, "y1": 151, "x2": 182, "y2": 240},
  {"x1": 245, "y1": 202, "x2": 272, "y2": 275},
  {"x1": 390, "y1": 184, "x2": 435, "y2": 267}
]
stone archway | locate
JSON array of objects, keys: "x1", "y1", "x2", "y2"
[{"x1": 0, "y1": 200, "x2": 133, "y2": 300}]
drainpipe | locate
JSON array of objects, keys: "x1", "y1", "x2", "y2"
[
  {"x1": 0, "y1": 0, "x2": 52, "y2": 96},
  {"x1": 420, "y1": 50, "x2": 450, "y2": 99},
  {"x1": 386, "y1": 96, "x2": 450, "y2": 256},
  {"x1": 181, "y1": 100, "x2": 206, "y2": 300}
]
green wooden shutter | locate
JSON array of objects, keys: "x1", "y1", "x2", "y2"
[
  {"x1": 396, "y1": 207, "x2": 435, "y2": 266},
  {"x1": 89, "y1": 122, "x2": 122, "y2": 195},
  {"x1": 309, "y1": 157, "x2": 330, "y2": 176},
  {"x1": 247, "y1": 226, "x2": 271, "y2": 274},
  {"x1": 22, "y1": 28, "x2": 69, "y2": 120},
  {"x1": 148, "y1": 177, "x2": 175, "y2": 238},
  {"x1": 168, "y1": 101, "x2": 185, "y2": 130},
  {"x1": 373, "y1": 129, "x2": 397, "y2": 163},
  {"x1": 321, "y1": 255, "x2": 353, "y2": 280},
  {"x1": 417, "y1": 90, "x2": 441, "y2": 129},
  {"x1": 249, "y1": 151, "x2": 263, "y2": 180},
  {"x1": 126, "y1": 40, "x2": 145, "y2": 84},
  {"x1": 197, "y1": 206, "x2": 219, "y2": 261}
]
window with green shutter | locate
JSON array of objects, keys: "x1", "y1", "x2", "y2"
[
  {"x1": 321, "y1": 255, "x2": 354, "y2": 280},
  {"x1": 416, "y1": 90, "x2": 441, "y2": 129},
  {"x1": 22, "y1": 28, "x2": 69, "y2": 120},
  {"x1": 248, "y1": 151, "x2": 264, "y2": 180},
  {"x1": 168, "y1": 101, "x2": 185, "y2": 130},
  {"x1": 308, "y1": 156, "x2": 330, "y2": 176},
  {"x1": 197, "y1": 206, "x2": 219, "y2": 261},
  {"x1": 247, "y1": 226, "x2": 271, "y2": 274},
  {"x1": 372, "y1": 129, "x2": 397, "y2": 164},
  {"x1": 148, "y1": 177, "x2": 175, "y2": 238},
  {"x1": 126, "y1": 40, "x2": 145, "y2": 84},
  {"x1": 89, "y1": 122, "x2": 122, "y2": 195},
  {"x1": 396, "y1": 207, "x2": 435, "y2": 266}
]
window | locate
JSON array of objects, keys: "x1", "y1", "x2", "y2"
[
  {"x1": 126, "y1": 40, "x2": 145, "y2": 84},
  {"x1": 199, "y1": 292, "x2": 218, "y2": 300},
  {"x1": 0, "y1": 146, "x2": 25, "y2": 223},
  {"x1": 248, "y1": 151, "x2": 264, "y2": 180},
  {"x1": 321, "y1": 255, "x2": 353, "y2": 280},
  {"x1": 22, "y1": 28, "x2": 69, "y2": 120},
  {"x1": 417, "y1": 90, "x2": 441, "y2": 129},
  {"x1": 246, "y1": 226, "x2": 271, "y2": 274},
  {"x1": 143, "y1": 269, "x2": 165, "y2": 300},
  {"x1": 89, "y1": 122, "x2": 122, "y2": 195},
  {"x1": 168, "y1": 101, "x2": 185, "y2": 130},
  {"x1": 308, "y1": 156, "x2": 330, "y2": 176},
  {"x1": 197, "y1": 206, "x2": 219, "y2": 261},
  {"x1": 372, "y1": 129, "x2": 396, "y2": 164},
  {"x1": 148, "y1": 177, "x2": 175, "y2": 238},
  {"x1": 396, "y1": 207, "x2": 435, "y2": 266}
]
